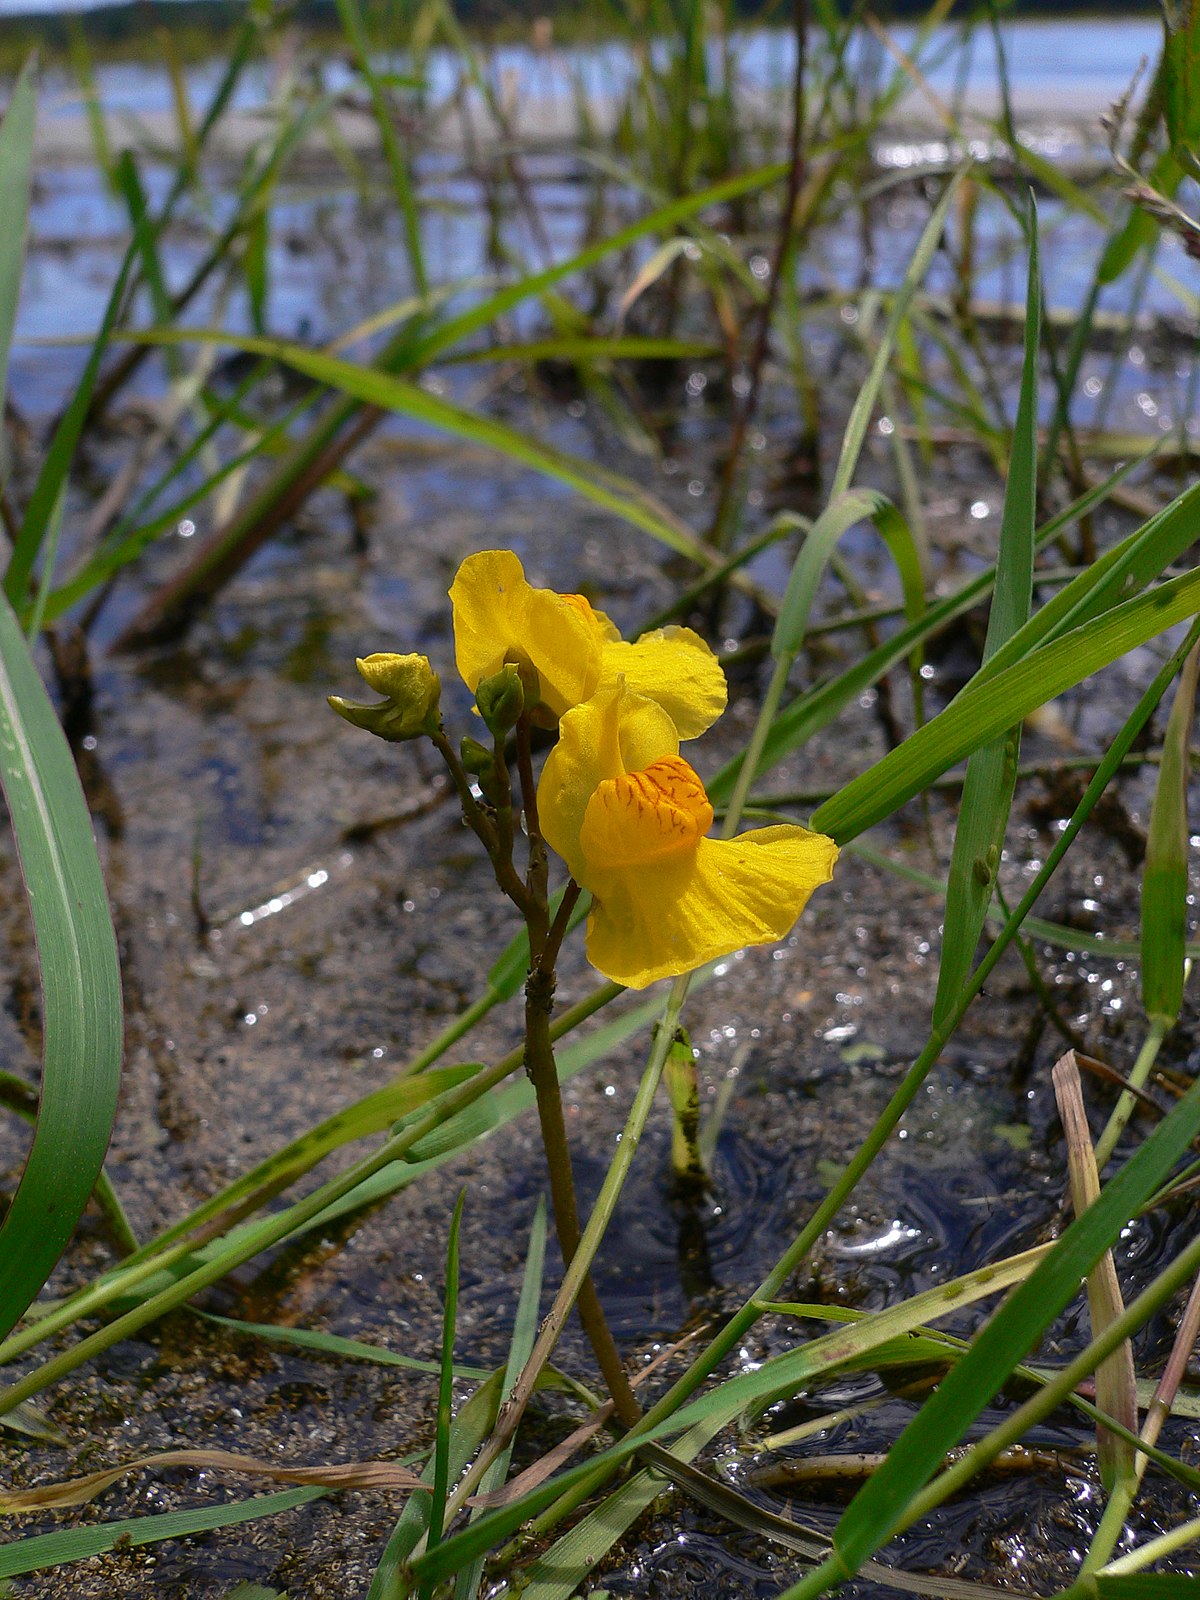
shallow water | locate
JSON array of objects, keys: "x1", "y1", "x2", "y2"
[{"x1": 1, "y1": 17, "x2": 1198, "y2": 1597}]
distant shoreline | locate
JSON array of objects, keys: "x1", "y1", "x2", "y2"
[
  {"x1": 23, "y1": 86, "x2": 1131, "y2": 171},
  {"x1": 0, "y1": 0, "x2": 1161, "y2": 71}
]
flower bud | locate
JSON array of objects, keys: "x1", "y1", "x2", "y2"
[
  {"x1": 328, "y1": 652, "x2": 441, "y2": 742},
  {"x1": 460, "y1": 736, "x2": 494, "y2": 780},
  {"x1": 475, "y1": 662, "x2": 525, "y2": 736}
]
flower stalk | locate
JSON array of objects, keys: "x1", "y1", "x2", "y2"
[{"x1": 329, "y1": 548, "x2": 840, "y2": 1432}]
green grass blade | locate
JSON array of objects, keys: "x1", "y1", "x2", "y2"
[
  {"x1": 367, "y1": 1370, "x2": 507, "y2": 1600},
  {"x1": 120, "y1": 328, "x2": 713, "y2": 566},
  {"x1": 426, "y1": 1191, "x2": 467, "y2": 1568},
  {"x1": 198, "y1": 1313, "x2": 491, "y2": 1382},
  {"x1": 828, "y1": 172, "x2": 963, "y2": 500},
  {"x1": 772, "y1": 488, "x2": 925, "y2": 659},
  {"x1": 0, "y1": 60, "x2": 36, "y2": 481},
  {"x1": 932, "y1": 209, "x2": 1039, "y2": 1027},
  {"x1": 334, "y1": 0, "x2": 427, "y2": 295},
  {"x1": 810, "y1": 563, "x2": 1200, "y2": 845},
  {"x1": 1163, "y1": 0, "x2": 1200, "y2": 173},
  {"x1": 0, "y1": 1487, "x2": 325, "y2": 1578},
  {"x1": 455, "y1": 1199, "x2": 547, "y2": 1600},
  {"x1": 113, "y1": 154, "x2": 173, "y2": 329},
  {"x1": 0, "y1": 588, "x2": 122, "y2": 1344},
  {"x1": 823, "y1": 1074, "x2": 1200, "y2": 1585},
  {"x1": 446, "y1": 336, "x2": 720, "y2": 366},
  {"x1": 1141, "y1": 642, "x2": 1200, "y2": 1027},
  {"x1": 408, "y1": 158, "x2": 787, "y2": 371},
  {"x1": 978, "y1": 479, "x2": 1200, "y2": 687},
  {"x1": 707, "y1": 453, "x2": 1162, "y2": 805},
  {"x1": 1096, "y1": 1580, "x2": 1200, "y2": 1599},
  {"x1": 4, "y1": 203, "x2": 138, "y2": 609}
]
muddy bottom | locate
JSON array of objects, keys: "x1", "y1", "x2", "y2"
[{"x1": 0, "y1": 105, "x2": 1197, "y2": 1597}]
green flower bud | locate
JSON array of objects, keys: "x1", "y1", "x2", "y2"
[
  {"x1": 459, "y1": 736, "x2": 494, "y2": 780},
  {"x1": 475, "y1": 661, "x2": 525, "y2": 737},
  {"x1": 328, "y1": 652, "x2": 441, "y2": 742}
]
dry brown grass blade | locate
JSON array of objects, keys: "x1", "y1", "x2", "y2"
[
  {"x1": 0, "y1": 1447, "x2": 424, "y2": 1512},
  {"x1": 469, "y1": 1334, "x2": 695, "y2": 1509},
  {"x1": 1052, "y1": 1049, "x2": 1139, "y2": 1487}
]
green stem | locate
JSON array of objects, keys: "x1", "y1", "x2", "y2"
[
  {"x1": 1094, "y1": 1016, "x2": 1170, "y2": 1171},
  {"x1": 523, "y1": 966, "x2": 640, "y2": 1426},
  {"x1": 438, "y1": 976, "x2": 690, "y2": 1527},
  {"x1": 513, "y1": 711, "x2": 638, "y2": 1425},
  {"x1": 721, "y1": 651, "x2": 793, "y2": 840},
  {"x1": 431, "y1": 728, "x2": 499, "y2": 858},
  {"x1": 1083, "y1": 1268, "x2": 1200, "y2": 1573}
]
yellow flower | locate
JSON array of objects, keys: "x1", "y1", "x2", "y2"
[
  {"x1": 539, "y1": 683, "x2": 838, "y2": 989},
  {"x1": 449, "y1": 549, "x2": 726, "y2": 735}
]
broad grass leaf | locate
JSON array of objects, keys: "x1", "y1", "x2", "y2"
[
  {"x1": 0, "y1": 590, "x2": 122, "y2": 1345},
  {"x1": 0, "y1": 1487, "x2": 324, "y2": 1580},
  {"x1": 707, "y1": 457, "x2": 1177, "y2": 806},
  {"x1": 811, "y1": 563, "x2": 1200, "y2": 845}
]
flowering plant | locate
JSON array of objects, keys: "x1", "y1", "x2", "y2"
[{"x1": 329, "y1": 547, "x2": 837, "y2": 1424}]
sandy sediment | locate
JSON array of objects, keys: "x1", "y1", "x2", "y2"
[{"x1": 29, "y1": 80, "x2": 1115, "y2": 167}]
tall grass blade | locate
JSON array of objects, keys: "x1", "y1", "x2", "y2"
[
  {"x1": 829, "y1": 171, "x2": 963, "y2": 500},
  {"x1": 200, "y1": 1313, "x2": 491, "y2": 1381},
  {"x1": 0, "y1": 588, "x2": 122, "y2": 1343},
  {"x1": 1163, "y1": 0, "x2": 1200, "y2": 175},
  {"x1": 932, "y1": 209, "x2": 1039, "y2": 1026},
  {"x1": 4, "y1": 210, "x2": 137, "y2": 610},
  {"x1": 0, "y1": 1486, "x2": 325, "y2": 1578},
  {"x1": 367, "y1": 1371, "x2": 506, "y2": 1600},
  {"x1": 335, "y1": 0, "x2": 428, "y2": 294},
  {"x1": 708, "y1": 455, "x2": 1168, "y2": 803},
  {"x1": 811, "y1": 563, "x2": 1200, "y2": 844},
  {"x1": 426, "y1": 1190, "x2": 467, "y2": 1571},
  {"x1": 0, "y1": 61, "x2": 36, "y2": 482},
  {"x1": 1141, "y1": 640, "x2": 1199, "y2": 1028},
  {"x1": 117, "y1": 327, "x2": 715, "y2": 565},
  {"x1": 772, "y1": 488, "x2": 925, "y2": 658},
  {"x1": 455, "y1": 1199, "x2": 547, "y2": 1600}
]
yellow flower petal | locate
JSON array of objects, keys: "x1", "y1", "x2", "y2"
[
  {"x1": 584, "y1": 822, "x2": 839, "y2": 990},
  {"x1": 581, "y1": 757, "x2": 714, "y2": 870},
  {"x1": 566, "y1": 594, "x2": 622, "y2": 644},
  {"x1": 539, "y1": 684, "x2": 679, "y2": 884},
  {"x1": 450, "y1": 550, "x2": 725, "y2": 733},
  {"x1": 540, "y1": 681, "x2": 681, "y2": 883},
  {"x1": 598, "y1": 626, "x2": 727, "y2": 740},
  {"x1": 449, "y1": 550, "x2": 601, "y2": 717}
]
